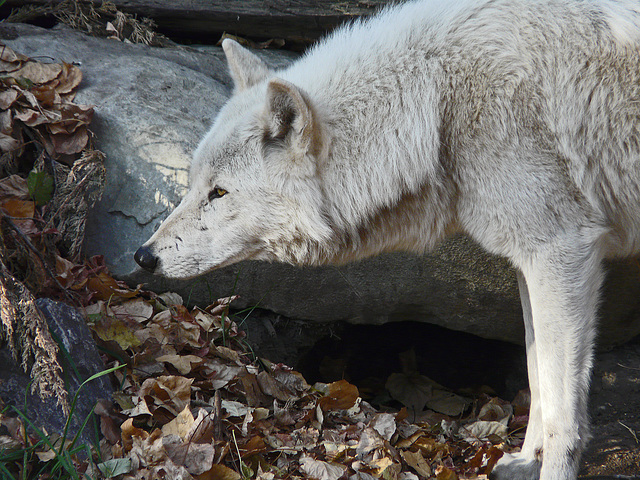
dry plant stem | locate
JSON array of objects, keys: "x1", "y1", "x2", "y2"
[
  {"x1": 214, "y1": 389, "x2": 222, "y2": 441},
  {"x1": 1, "y1": 212, "x2": 76, "y2": 304},
  {"x1": 0, "y1": 258, "x2": 70, "y2": 416}
]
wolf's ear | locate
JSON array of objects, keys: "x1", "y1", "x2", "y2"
[
  {"x1": 222, "y1": 38, "x2": 272, "y2": 91},
  {"x1": 265, "y1": 78, "x2": 321, "y2": 155}
]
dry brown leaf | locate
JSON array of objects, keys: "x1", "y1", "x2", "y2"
[
  {"x1": 139, "y1": 375, "x2": 193, "y2": 415},
  {"x1": 370, "y1": 413, "x2": 396, "y2": 441},
  {"x1": 0, "y1": 175, "x2": 29, "y2": 199},
  {"x1": 257, "y1": 371, "x2": 294, "y2": 402},
  {"x1": 176, "y1": 320, "x2": 202, "y2": 348},
  {"x1": 212, "y1": 345, "x2": 245, "y2": 365},
  {"x1": 194, "y1": 310, "x2": 217, "y2": 332},
  {"x1": 156, "y1": 353, "x2": 203, "y2": 375},
  {"x1": 187, "y1": 408, "x2": 217, "y2": 444},
  {"x1": 14, "y1": 108, "x2": 51, "y2": 127},
  {"x1": 299, "y1": 455, "x2": 347, "y2": 480},
  {"x1": 201, "y1": 359, "x2": 242, "y2": 390},
  {"x1": 31, "y1": 85, "x2": 60, "y2": 107},
  {"x1": 459, "y1": 420, "x2": 508, "y2": 444},
  {"x1": 371, "y1": 456, "x2": 400, "y2": 479},
  {"x1": 121, "y1": 418, "x2": 149, "y2": 452},
  {"x1": 0, "y1": 60, "x2": 23, "y2": 74},
  {"x1": 2, "y1": 198, "x2": 34, "y2": 218},
  {"x1": 356, "y1": 427, "x2": 385, "y2": 457},
  {"x1": 386, "y1": 372, "x2": 433, "y2": 413},
  {"x1": 162, "y1": 434, "x2": 215, "y2": 476},
  {"x1": 196, "y1": 464, "x2": 241, "y2": 480},
  {"x1": 0, "y1": 89, "x2": 19, "y2": 109},
  {"x1": 414, "y1": 435, "x2": 449, "y2": 459},
  {"x1": 478, "y1": 398, "x2": 513, "y2": 424},
  {"x1": 400, "y1": 450, "x2": 432, "y2": 478},
  {"x1": 0, "y1": 45, "x2": 28, "y2": 64},
  {"x1": 50, "y1": 126, "x2": 89, "y2": 155},
  {"x1": 93, "y1": 318, "x2": 142, "y2": 350},
  {"x1": 111, "y1": 298, "x2": 154, "y2": 323},
  {"x1": 10, "y1": 61, "x2": 62, "y2": 85},
  {"x1": 161, "y1": 405, "x2": 195, "y2": 439},
  {"x1": 0, "y1": 132, "x2": 20, "y2": 153},
  {"x1": 87, "y1": 271, "x2": 139, "y2": 301},
  {"x1": 55, "y1": 62, "x2": 83, "y2": 94},
  {"x1": 435, "y1": 465, "x2": 459, "y2": 480},
  {"x1": 124, "y1": 396, "x2": 153, "y2": 418},
  {"x1": 318, "y1": 379, "x2": 359, "y2": 411}
]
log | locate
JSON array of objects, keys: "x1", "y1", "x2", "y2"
[{"x1": 3, "y1": 0, "x2": 394, "y2": 44}]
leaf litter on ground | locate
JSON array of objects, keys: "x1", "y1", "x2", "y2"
[{"x1": 0, "y1": 42, "x2": 532, "y2": 479}]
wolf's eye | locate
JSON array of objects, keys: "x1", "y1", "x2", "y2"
[{"x1": 208, "y1": 187, "x2": 228, "y2": 201}]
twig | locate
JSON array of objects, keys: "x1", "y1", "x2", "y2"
[
  {"x1": 617, "y1": 363, "x2": 640, "y2": 371},
  {"x1": 618, "y1": 421, "x2": 639, "y2": 444},
  {"x1": 214, "y1": 389, "x2": 222, "y2": 441}
]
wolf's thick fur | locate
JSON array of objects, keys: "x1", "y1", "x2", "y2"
[{"x1": 135, "y1": 0, "x2": 640, "y2": 478}]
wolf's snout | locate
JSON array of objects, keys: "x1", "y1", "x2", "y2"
[{"x1": 134, "y1": 245, "x2": 159, "y2": 272}]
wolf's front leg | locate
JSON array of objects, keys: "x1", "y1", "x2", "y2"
[
  {"x1": 490, "y1": 271, "x2": 543, "y2": 480},
  {"x1": 502, "y1": 235, "x2": 604, "y2": 480}
]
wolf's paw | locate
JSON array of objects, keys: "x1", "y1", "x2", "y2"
[{"x1": 489, "y1": 452, "x2": 541, "y2": 480}]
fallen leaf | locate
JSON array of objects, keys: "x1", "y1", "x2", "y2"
[
  {"x1": 459, "y1": 420, "x2": 508, "y2": 444},
  {"x1": 221, "y1": 400, "x2": 253, "y2": 418},
  {"x1": 0, "y1": 88, "x2": 18, "y2": 109},
  {"x1": 371, "y1": 413, "x2": 396, "y2": 441},
  {"x1": 1, "y1": 198, "x2": 34, "y2": 218},
  {"x1": 87, "y1": 271, "x2": 139, "y2": 301},
  {"x1": 93, "y1": 318, "x2": 142, "y2": 350},
  {"x1": 318, "y1": 379, "x2": 359, "y2": 411},
  {"x1": 157, "y1": 354, "x2": 203, "y2": 375},
  {"x1": 121, "y1": 418, "x2": 149, "y2": 451},
  {"x1": 10, "y1": 61, "x2": 62, "y2": 84},
  {"x1": 0, "y1": 175, "x2": 28, "y2": 200},
  {"x1": 257, "y1": 371, "x2": 295, "y2": 402},
  {"x1": 98, "y1": 458, "x2": 133, "y2": 477},
  {"x1": 0, "y1": 132, "x2": 20, "y2": 153},
  {"x1": 14, "y1": 108, "x2": 51, "y2": 127},
  {"x1": 201, "y1": 358, "x2": 243, "y2": 390},
  {"x1": 400, "y1": 450, "x2": 432, "y2": 478},
  {"x1": 111, "y1": 298, "x2": 154, "y2": 323},
  {"x1": 55, "y1": 62, "x2": 83, "y2": 94},
  {"x1": 299, "y1": 455, "x2": 347, "y2": 480},
  {"x1": 197, "y1": 464, "x2": 241, "y2": 480},
  {"x1": 435, "y1": 465, "x2": 459, "y2": 480},
  {"x1": 0, "y1": 45, "x2": 29, "y2": 64},
  {"x1": 139, "y1": 375, "x2": 193, "y2": 415},
  {"x1": 356, "y1": 427, "x2": 385, "y2": 456},
  {"x1": 426, "y1": 389, "x2": 470, "y2": 417},
  {"x1": 162, "y1": 434, "x2": 215, "y2": 476},
  {"x1": 386, "y1": 372, "x2": 433, "y2": 413},
  {"x1": 50, "y1": 126, "x2": 89, "y2": 154},
  {"x1": 162, "y1": 405, "x2": 194, "y2": 439},
  {"x1": 479, "y1": 402, "x2": 512, "y2": 428}
]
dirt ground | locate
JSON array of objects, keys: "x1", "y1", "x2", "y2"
[{"x1": 580, "y1": 337, "x2": 640, "y2": 478}]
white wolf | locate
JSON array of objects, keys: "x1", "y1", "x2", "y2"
[{"x1": 135, "y1": 0, "x2": 640, "y2": 478}]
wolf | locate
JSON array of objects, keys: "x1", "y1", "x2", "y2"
[{"x1": 134, "y1": 0, "x2": 640, "y2": 478}]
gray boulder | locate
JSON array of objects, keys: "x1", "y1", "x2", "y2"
[
  {"x1": 3, "y1": 23, "x2": 640, "y2": 346},
  {"x1": 0, "y1": 299, "x2": 112, "y2": 446}
]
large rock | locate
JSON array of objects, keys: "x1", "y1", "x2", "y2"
[
  {"x1": 3, "y1": 23, "x2": 640, "y2": 346},
  {"x1": 0, "y1": 299, "x2": 112, "y2": 446}
]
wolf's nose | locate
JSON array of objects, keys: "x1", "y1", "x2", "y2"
[{"x1": 134, "y1": 245, "x2": 158, "y2": 272}]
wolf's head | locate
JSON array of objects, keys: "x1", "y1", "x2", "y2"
[{"x1": 134, "y1": 40, "x2": 333, "y2": 278}]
